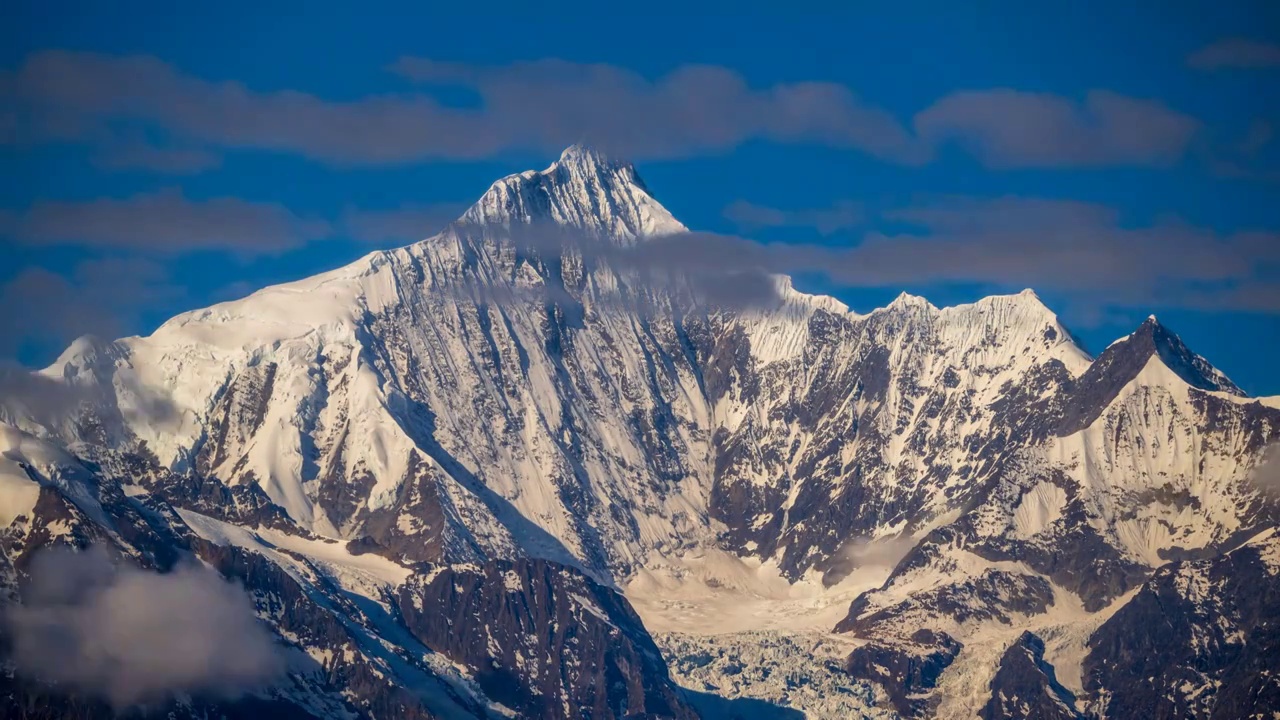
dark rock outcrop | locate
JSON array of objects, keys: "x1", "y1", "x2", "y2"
[
  {"x1": 980, "y1": 632, "x2": 1083, "y2": 720},
  {"x1": 397, "y1": 559, "x2": 697, "y2": 720},
  {"x1": 1084, "y1": 532, "x2": 1280, "y2": 719},
  {"x1": 843, "y1": 629, "x2": 961, "y2": 717}
]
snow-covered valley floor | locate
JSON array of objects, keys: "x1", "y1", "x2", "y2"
[
  {"x1": 622, "y1": 548, "x2": 899, "y2": 717},
  {"x1": 656, "y1": 631, "x2": 894, "y2": 719}
]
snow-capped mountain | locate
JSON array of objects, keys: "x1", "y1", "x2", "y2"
[{"x1": 2, "y1": 145, "x2": 1278, "y2": 719}]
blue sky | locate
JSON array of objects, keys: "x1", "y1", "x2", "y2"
[{"x1": 2, "y1": 1, "x2": 1279, "y2": 393}]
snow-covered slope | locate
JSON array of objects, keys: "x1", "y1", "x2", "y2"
[
  {"x1": 3, "y1": 145, "x2": 1278, "y2": 719},
  {"x1": 460, "y1": 144, "x2": 686, "y2": 240}
]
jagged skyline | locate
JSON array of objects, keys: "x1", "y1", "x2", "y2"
[{"x1": 2, "y1": 3, "x2": 1279, "y2": 394}]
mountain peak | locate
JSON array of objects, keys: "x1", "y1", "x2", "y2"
[
  {"x1": 974, "y1": 288, "x2": 1054, "y2": 314},
  {"x1": 1144, "y1": 317, "x2": 1243, "y2": 394},
  {"x1": 1056, "y1": 314, "x2": 1247, "y2": 435},
  {"x1": 887, "y1": 291, "x2": 934, "y2": 310},
  {"x1": 1102, "y1": 315, "x2": 1244, "y2": 396},
  {"x1": 555, "y1": 143, "x2": 626, "y2": 172},
  {"x1": 458, "y1": 145, "x2": 685, "y2": 242}
]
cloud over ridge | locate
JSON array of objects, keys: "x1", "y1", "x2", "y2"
[{"x1": 6, "y1": 545, "x2": 285, "y2": 708}]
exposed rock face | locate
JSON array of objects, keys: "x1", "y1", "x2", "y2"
[
  {"x1": 843, "y1": 629, "x2": 962, "y2": 717},
  {"x1": 0, "y1": 424, "x2": 687, "y2": 720},
  {"x1": 397, "y1": 559, "x2": 696, "y2": 720},
  {"x1": 980, "y1": 632, "x2": 1083, "y2": 720},
  {"x1": 1084, "y1": 530, "x2": 1280, "y2": 719}
]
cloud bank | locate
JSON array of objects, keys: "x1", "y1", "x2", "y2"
[
  {"x1": 658, "y1": 202, "x2": 1276, "y2": 315},
  {"x1": 914, "y1": 90, "x2": 1199, "y2": 168},
  {"x1": 1, "y1": 50, "x2": 1205, "y2": 169},
  {"x1": 723, "y1": 199, "x2": 864, "y2": 235},
  {"x1": 0, "y1": 51, "x2": 925, "y2": 165},
  {"x1": 373, "y1": 192, "x2": 1280, "y2": 320},
  {"x1": 0, "y1": 188, "x2": 330, "y2": 255},
  {"x1": 6, "y1": 545, "x2": 285, "y2": 708},
  {"x1": 476, "y1": 195, "x2": 1280, "y2": 318}
]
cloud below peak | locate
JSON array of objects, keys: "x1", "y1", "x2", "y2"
[
  {"x1": 7, "y1": 545, "x2": 285, "y2": 708},
  {"x1": 606, "y1": 194, "x2": 1280, "y2": 320}
]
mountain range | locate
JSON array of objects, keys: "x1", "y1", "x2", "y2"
[{"x1": 2, "y1": 145, "x2": 1278, "y2": 719}]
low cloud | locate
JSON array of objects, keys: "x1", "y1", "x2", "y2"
[
  {"x1": 0, "y1": 358, "x2": 178, "y2": 430},
  {"x1": 1249, "y1": 445, "x2": 1280, "y2": 498},
  {"x1": 839, "y1": 535, "x2": 918, "y2": 570},
  {"x1": 1188, "y1": 38, "x2": 1280, "y2": 69},
  {"x1": 417, "y1": 220, "x2": 785, "y2": 313},
  {"x1": 0, "y1": 363, "x2": 107, "y2": 427},
  {"x1": 661, "y1": 196, "x2": 1280, "y2": 317},
  {"x1": 723, "y1": 199, "x2": 863, "y2": 235},
  {"x1": 427, "y1": 202, "x2": 1280, "y2": 320},
  {"x1": 1, "y1": 188, "x2": 330, "y2": 255},
  {"x1": 870, "y1": 197, "x2": 1280, "y2": 305},
  {"x1": 915, "y1": 90, "x2": 1200, "y2": 168},
  {"x1": 6, "y1": 545, "x2": 285, "y2": 708},
  {"x1": 7, "y1": 193, "x2": 1274, "y2": 369}
]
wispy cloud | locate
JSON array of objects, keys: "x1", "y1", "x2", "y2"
[
  {"x1": 0, "y1": 192, "x2": 462, "y2": 362},
  {"x1": 1202, "y1": 119, "x2": 1280, "y2": 182},
  {"x1": 1, "y1": 188, "x2": 330, "y2": 255},
  {"x1": 722, "y1": 199, "x2": 863, "y2": 235},
  {"x1": 2, "y1": 50, "x2": 928, "y2": 166},
  {"x1": 389, "y1": 57, "x2": 930, "y2": 164},
  {"x1": 422, "y1": 202, "x2": 1280, "y2": 320},
  {"x1": 688, "y1": 198, "x2": 1279, "y2": 314},
  {"x1": 684, "y1": 196, "x2": 1278, "y2": 311},
  {"x1": 1248, "y1": 444, "x2": 1280, "y2": 498},
  {"x1": 2, "y1": 50, "x2": 1210, "y2": 170},
  {"x1": 0, "y1": 258, "x2": 181, "y2": 362},
  {"x1": 914, "y1": 90, "x2": 1200, "y2": 168},
  {"x1": 342, "y1": 202, "x2": 469, "y2": 244},
  {"x1": 872, "y1": 197, "x2": 1280, "y2": 303},
  {"x1": 90, "y1": 137, "x2": 222, "y2": 174},
  {"x1": 5, "y1": 195, "x2": 1276, "y2": 367},
  {"x1": 1188, "y1": 38, "x2": 1280, "y2": 69}
]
